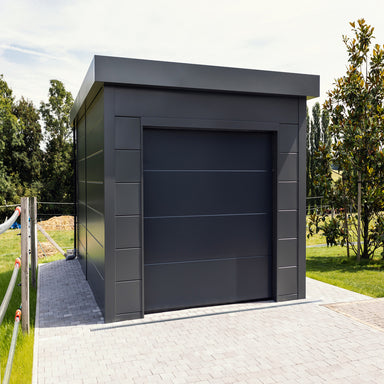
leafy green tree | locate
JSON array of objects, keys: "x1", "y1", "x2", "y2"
[
  {"x1": 306, "y1": 108, "x2": 311, "y2": 212},
  {"x1": 0, "y1": 75, "x2": 21, "y2": 204},
  {"x1": 12, "y1": 97, "x2": 43, "y2": 196},
  {"x1": 306, "y1": 102, "x2": 330, "y2": 212},
  {"x1": 40, "y1": 80, "x2": 74, "y2": 207},
  {"x1": 323, "y1": 19, "x2": 384, "y2": 260}
]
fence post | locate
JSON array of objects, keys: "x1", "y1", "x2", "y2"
[
  {"x1": 30, "y1": 197, "x2": 37, "y2": 288},
  {"x1": 21, "y1": 197, "x2": 30, "y2": 333}
]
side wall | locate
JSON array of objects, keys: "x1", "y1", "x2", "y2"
[
  {"x1": 103, "y1": 86, "x2": 306, "y2": 322},
  {"x1": 77, "y1": 89, "x2": 106, "y2": 312}
]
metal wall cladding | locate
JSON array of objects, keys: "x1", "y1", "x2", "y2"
[
  {"x1": 115, "y1": 151, "x2": 141, "y2": 182},
  {"x1": 114, "y1": 87, "x2": 299, "y2": 124},
  {"x1": 78, "y1": 90, "x2": 105, "y2": 311},
  {"x1": 111, "y1": 116, "x2": 143, "y2": 321},
  {"x1": 77, "y1": 116, "x2": 87, "y2": 274},
  {"x1": 143, "y1": 129, "x2": 273, "y2": 312}
]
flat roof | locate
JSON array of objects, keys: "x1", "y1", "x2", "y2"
[{"x1": 71, "y1": 55, "x2": 319, "y2": 122}]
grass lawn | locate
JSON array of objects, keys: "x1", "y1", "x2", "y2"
[
  {"x1": 0, "y1": 228, "x2": 73, "y2": 384},
  {"x1": 306, "y1": 237, "x2": 384, "y2": 297}
]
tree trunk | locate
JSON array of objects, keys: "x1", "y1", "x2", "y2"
[
  {"x1": 362, "y1": 209, "x2": 370, "y2": 259},
  {"x1": 344, "y1": 205, "x2": 350, "y2": 258},
  {"x1": 357, "y1": 173, "x2": 362, "y2": 263}
]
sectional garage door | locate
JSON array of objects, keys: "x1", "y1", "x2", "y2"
[{"x1": 143, "y1": 128, "x2": 273, "y2": 313}]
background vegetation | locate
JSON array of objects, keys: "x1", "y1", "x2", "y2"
[
  {"x1": 307, "y1": 19, "x2": 384, "y2": 261},
  {"x1": 0, "y1": 77, "x2": 74, "y2": 219}
]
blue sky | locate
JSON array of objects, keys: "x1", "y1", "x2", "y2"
[{"x1": 1, "y1": 0, "x2": 384, "y2": 110}]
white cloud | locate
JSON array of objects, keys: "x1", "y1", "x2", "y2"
[{"x1": 1, "y1": 0, "x2": 384, "y2": 109}]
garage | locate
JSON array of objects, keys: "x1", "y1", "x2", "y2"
[
  {"x1": 144, "y1": 129, "x2": 273, "y2": 312},
  {"x1": 71, "y1": 55, "x2": 319, "y2": 322}
]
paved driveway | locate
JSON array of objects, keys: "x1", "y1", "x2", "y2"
[{"x1": 33, "y1": 259, "x2": 384, "y2": 384}]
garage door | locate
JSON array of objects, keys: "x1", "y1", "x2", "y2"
[{"x1": 143, "y1": 128, "x2": 273, "y2": 312}]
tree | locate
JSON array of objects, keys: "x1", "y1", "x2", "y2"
[
  {"x1": 12, "y1": 97, "x2": 43, "y2": 196},
  {"x1": 306, "y1": 102, "x2": 330, "y2": 212},
  {"x1": 40, "y1": 80, "x2": 74, "y2": 206},
  {"x1": 322, "y1": 19, "x2": 384, "y2": 260},
  {"x1": 0, "y1": 75, "x2": 22, "y2": 204}
]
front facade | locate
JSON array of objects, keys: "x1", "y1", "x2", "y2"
[{"x1": 71, "y1": 56, "x2": 319, "y2": 323}]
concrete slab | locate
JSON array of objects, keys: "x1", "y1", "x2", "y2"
[{"x1": 33, "y1": 259, "x2": 384, "y2": 384}]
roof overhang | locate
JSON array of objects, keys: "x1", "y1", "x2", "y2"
[{"x1": 70, "y1": 55, "x2": 320, "y2": 123}]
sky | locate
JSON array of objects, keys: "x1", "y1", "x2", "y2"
[{"x1": 1, "y1": 0, "x2": 384, "y2": 111}]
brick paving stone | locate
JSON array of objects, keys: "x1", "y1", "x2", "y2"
[
  {"x1": 325, "y1": 298, "x2": 384, "y2": 331},
  {"x1": 33, "y1": 260, "x2": 384, "y2": 383}
]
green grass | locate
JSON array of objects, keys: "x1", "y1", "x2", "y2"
[
  {"x1": 306, "y1": 246, "x2": 384, "y2": 297},
  {"x1": 0, "y1": 228, "x2": 73, "y2": 383},
  {"x1": 306, "y1": 215, "x2": 384, "y2": 297}
]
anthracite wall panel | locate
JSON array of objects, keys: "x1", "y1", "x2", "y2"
[
  {"x1": 278, "y1": 124, "x2": 298, "y2": 152},
  {"x1": 77, "y1": 115, "x2": 86, "y2": 275},
  {"x1": 77, "y1": 89, "x2": 105, "y2": 311},
  {"x1": 114, "y1": 88, "x2": 299, "y2": 124},
  {"x1": 276, "y1": 121, "x2": 300, "y2": 300},
  {"x1": 115, "y1": 249, "x2": 141, "y2": 281},
  {"x1": 109, "y1": 117, "x2": 143, "y2": 321},
  {"x1": 115, "y1": 151, "x2": 141, "y2": 182},
  {"x1": 115, "y1": 87, "x2": 298, "y2": 124},
  {"x1": 277, "y1": 239, "x2": 297, "y2": 267},
  {"x1": 278, "y1": 182, "x2": 298, "y2": 210}
]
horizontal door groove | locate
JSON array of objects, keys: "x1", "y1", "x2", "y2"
[
  {"x1": 145, "y1": 212, "x2": 269, "y2": 219},
  {"x1": 144, "y1": 169, "x2": 270, "y2": 173},
  {"x1": 145, "y1": 254, "x2": 270, "y2": 266}
]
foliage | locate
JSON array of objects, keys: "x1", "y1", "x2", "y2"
[
  {"x1": 306, "y1": 102, "x2": 331, "y2": 213},
  {"x1": 307, "y1": 212, "x2": 346, "y2": 247},
  {"x1": 40, "y1": 80, "x2": 74, "y2": 210},
  {"x1": 12, "y1": 97, "x2": 43, "y2": 196},
  {"x1": 312, "y1": 19, "x2": 384, "y2": 260},
  {"x1": 0, "y1": 76, "x2": 74, "y2": 216},
  {"x1": 0, "y1": 75, "x2": 20, "y2": 204}
]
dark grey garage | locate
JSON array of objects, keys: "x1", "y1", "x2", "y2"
[{"x1": 70, "y1": 55, "x2": 319, "y2": 323}]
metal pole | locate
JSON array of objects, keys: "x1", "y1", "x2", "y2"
[
  {"x1": 37, "y1": 224, "x2": 66, "y2": 256},
  {"x1": 30, "y1": 197, "x2": 38, "y2": 288},
  {"x1": 357, "y1": 173, "x2": 362, "y2": 263},
  {"x1": 73, "y1": 120, "x2": 77, "y2": 252},
  {"x1": 0, "y1": 207, "x2": 21, "y2": 235},
  {"x1": 21, "y1": 197, "x2": 29, "y2": 333},
  {"x1": 0, "y1": 259, "x2": 21, "y2": 326},
  {"x1": 2, "y1": 309, "x2": 21, "y2": 384}
]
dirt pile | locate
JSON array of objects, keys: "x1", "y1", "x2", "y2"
[
  {"x1": 38, "y1": 215, "x2": 74, "y2": 231},
  {"x1": 37, "y1": 215, "x2": 74, "y2": 258},
  {"x1": 38, "y1": 242, "x2": 61, "y2": 258}
]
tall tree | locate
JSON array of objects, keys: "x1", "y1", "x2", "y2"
[
  {"x1": 0, "y1": 75, "x2": 22, "y2": 204},
  {"x1": 306, "y1": 102, "x2": 330, "y2": 212},
  {"x1": 40, "y1": 80, "x2": 74, "y2": 205},
  {"x1": 323, "y1": 19, "x2": 384, "y2": 259},
  {"x1": 12, "y1": 97, "x2": 43, "y2": 196}
]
